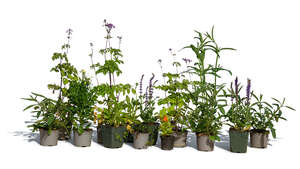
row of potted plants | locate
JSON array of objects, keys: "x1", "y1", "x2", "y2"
[{"x1": 22, "y1": 20, "x2": 295, "y2": 153}]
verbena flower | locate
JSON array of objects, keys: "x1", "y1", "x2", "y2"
[
  {"x1": 182, "y1": 58, "x2": 192, "y2": 64},
  {"x1": 66, "y1": 28, "x2": 73, "y2": 39}
]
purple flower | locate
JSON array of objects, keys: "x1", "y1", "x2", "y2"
[
  {"x1": 90, "y1": 43, "x2": 93, "y2": 47},
  {"x1": 139, "y1": 74, "x2": 144, "y2": 96},
  {"x1": 145, "y1": 86, "x2": 149, "y2": 105},
  {"x1": 234, "y1": 77, "x2": 239, "y2": 102},
  {"x1": 148, "y1": 73, "x2": 155, "y2": 100},
  {"x1": 66, "y1": 28, "x2": 73, "y2": 39},
  {"x1": 230, "y1": 82, "x2": 234, "y2": 102},
  {"x1": 105, "y1": 23, "x2": 115, "y2": 29},
  {"x1": 169, "y1": 48, "x2": 172, "y2": 51},
  {"x1": 182, "y1": 58, "x2": 192, "y2": 64},
  {"x1": 246, "y1": 78, "x2": 251, "y2": 105}
]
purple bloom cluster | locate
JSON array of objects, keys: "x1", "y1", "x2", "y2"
[
  {"x1": 234, "y1": 77, "x2": 239, "y2": 102},
  {"x1": 246, "y1": 78, "x2": 251, "y2": 105},
  {"x1": 103, "y1": 19, "x2": 115, "y2": 33},
  {"x1": 66, "y1": 28, "x2": 73, "y2": 39},
  {"x1": 182, "y1": 58, "x2": 192, "y2": 64},
  {"x1": 148, "y1": 73, "x2": 155, "y2": 100}
]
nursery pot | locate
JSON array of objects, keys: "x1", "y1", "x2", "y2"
[
  {"x1": 160, "y1": 135, "x2": 175, "y2": 150},
  {"x1": 229, "y1": 128, "x2": 249, "y2": 153},
  {"x1": 173, "y1": 131, "x2": 188, "y2": 148},
  {"x1": 145, "y1": 123, "x2": 159, "y2": 146},
  {"x1": 97, "y1": 124, "x2": 104, "y2": 144},
  {"x1": 250, "y1": 129, "x2": 269, "y2": 148},
  {"x1": 102, "y1": 125, "x2": 126, "y2": 148},
  {"x1": 196, "y1": 133, "x2": 214, "y2": 151},
  {"x1": 73, "y1": 129, "x2": 93, "y2": 147},
  {"x1": 58, "y1": 127, "x2": 71, "y2": 140},
  {"x1": 39, "y1": 128, "x2": 59, "y2": 146},
  {"x1": 133, "y1": 132, "x2": 149, "y2": 149},
  {"x1": 124, "y1": 132, "x2": 134, "y2": 143}
]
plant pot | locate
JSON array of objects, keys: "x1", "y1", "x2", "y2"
[
  {"x1": 250, "y1": 129, "x2": 269, "y2": 148},
  {"x1": 124, "y1": 132, "x2": 134, "y2": 143},
  {"x1": 73, "y1": 129, "x2": 92, "y2": 147},
  {"x1": 102, "y1": 125, "x2": 126, "y2": 148},
  {"x1": 173, "y1": 131, "x2": 188, "y2": 147},
  {"x1": 145, "y1": 123, "x2": 159, "y2": 146},
  {"x1": 229, "y1": 128, "x2": 249, "y2": 153},
  {"x1": 58, "y1": 128, "x2": 71, "y2": 140},
  {"x1": 39, "y1": 128, "x2": 59, "y2": 146},
  {"x1": 133, "y1": 132, "x2": 149, "y2": 149},
  {"x1": 97, "y1": 125, "x2": 104, "y2": 144},
  {"x1": 196, "y1": 133, "x2": 214, "y2": 151},
  {"x1": 160, "y1": 135, "x2": 175, "y2": 150}
]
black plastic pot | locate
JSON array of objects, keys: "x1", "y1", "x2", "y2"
[
  {"x1": 102, "y1": 125, "x2": 126, "y2": 148},
  {"x1": 250, "y1": 129, "x2": 269, "y2": 148},
  {"x1": 97, "y1": 124, "x2": 104, "y2": 144},
  {"x1": 160, "y1": 135, "x2": 175, "y2": 150},
  {"x1": 229, "y1": 128, "x2": 249, "y2": 153},
  {"x1": 58, "y1": 127, "x2": 71, "y2": 140},
  {"x1": 144, "y1": 123, "x2": 159, "y2": 146}
]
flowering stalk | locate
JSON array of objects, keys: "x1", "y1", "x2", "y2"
[
  {"x1": 139, "y1": 74, "x2": 144, "y2": 96},
  {"x1": 234, "y1": 77, "x2": 239, "y2": 103},
  {"x1": 246, "y1": 78, "x2": 251, "y2": 105},
  {"x1": 89, "y1": 43, "x2": 99, "y2": 85}
]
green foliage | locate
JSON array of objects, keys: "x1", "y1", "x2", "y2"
[
  {"x1": 251, "y1": 93, "x2": 295, "y2": 138},
  {"x1": 22, "y1": 93, "x2": 63, "y2": 133},
  {"x1": 184, "y1": 27, "x2": 234, "y2": 140},
  {"x1": 156, "y1": 72, "x2": 190, "y2": 132},
  {"x1": 159, "y1": 108, "x2": 174, "y2": 136},
  {"x1": 67, "y1": 72, "x2": 98, "y2": 134}
]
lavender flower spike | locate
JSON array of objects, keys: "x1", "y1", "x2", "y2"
[
  {"x1": 234, "y1": 77, "x2": 239, "y2": 102},
  {"x1": 139, "y1": 74, "x2": 144, "y2": 96},
  {"x1": 246, "y1": 78, "x2": 251, "y2": 104},
  {"x1": 148, "y1": 73, "x2": 155, "y2": 100}
]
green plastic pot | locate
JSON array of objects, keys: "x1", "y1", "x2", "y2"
[
  {"x1": 97, "y1": 124, "x2": 104, "y2": 144},
  {"x1": 102, "y1": 125, "x2": 126, "y2": 148},
  {"x1": 229, "y1": 128, "x2": 249, "y2": 153},
  {"x1": 144, "y1": 123, "x2": 159, "y2": 146}
]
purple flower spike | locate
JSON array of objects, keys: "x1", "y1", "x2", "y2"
[
  {"x1": 148, "y1": 73, "x2": 155, "y2": 100},
  {"x1": 66, "y1": 28, "x2": 73, "y2": 39},
  {"x1": 246, "y1": 78, "x2": 251, "y2": 104},
  {"x1": 139, "y1": 74, "x2": 144, "y2": 96},
  {"x1": 234, "y1": 77, "x2": 239, "y2": 102}
]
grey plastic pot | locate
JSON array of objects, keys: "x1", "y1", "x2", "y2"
[
  {"x1": 133, "y1": 132, "x2": 149, "y2": 149},
  {"x1": 196, "y1": 133, "x2": 214, "y2": 151},
  {"x1": 173, "y1": 131, "x2": 188, "y2": 148},
  {"x1": 39, "y1": 128, "x2": 59, "y2": 146},
  {"x1": 73, "y1": 129, "x2": 92, "y2": 147},
  {"x1": 250, "y1": 129, "x2": 269, "y2": 148}
]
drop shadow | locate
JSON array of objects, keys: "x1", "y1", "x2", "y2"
[
  {"x1": 215, "y1": 131, "x2": 230, "y2": 152},
  {"x1": 12, "y1": 131, "x2": 40, "y2": 144}
]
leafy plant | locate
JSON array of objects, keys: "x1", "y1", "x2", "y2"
[
  {"x1": 67, "y1": 71, "x2": 98, "y2": 134},
  {"x1": 92, "y1": 20, "x2": 131, "y2": 127},
  {"x1": 156, "y1": 51, "x2": 190, "y2": 133},
  {"x1": 184, "y1": 27, "x2": 234, "y2": 140},
  {"x1": 22, "y1": 93, "x2": 64, "y2": 134},
  {"x1": 251, "y1": 93, "x2": 295, "y2": 138},
  {"x1": 224, "y1": 77, "x2": 252, "y2": 131},
  {"x1": 159, "y1": 108, "x2": 174, "y2": 136}
]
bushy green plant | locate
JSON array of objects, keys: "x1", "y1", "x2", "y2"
[
  {"x1": 251, "y1": 93, "x2": 295, "y2": 138},
  {"x1": 22, "y1": 93, "x2": 64, "y2": 134},
  {"x1": 91, "y1": 20, "x2": 131, "y2": 127},
  {"x1": 184, "y1": 27, "x2": 234, "y2": 140},
  {"x1": 156, "y1": 54, "x2": 190, "y2": 133},
  {"x1": 67, "y1": 71, "x2": 98, "y2": 134},
  {"x1": 159, "y1": 108, "x2": 174, "y2": 136}
]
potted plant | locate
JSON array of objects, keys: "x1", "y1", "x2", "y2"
[
  {"x1": 224, "y1": 77, "x2": 252, "y2": 153},
  {"x1": 184, "y1": 28, "x2": 234, "y2": 151},
  {"x1": 138, "y1": 74, "x2": 160, "y2": 146},
  {"x1": 22, "y1": 93, "x2": 62, "y2": 146},
  {"x1": 92, "y1": 20, "x2": 131, "y2": 148},
  {"x1": 250, "y1": 93, "x2": 295, "y2": 148},
  {"x1": 156, "y1": 54, "x2": 190, "y2": 147},
  {"x1": 159, "y1": 108, "x2": 175, "y2": 150},
  {"x1": 47, "y1": 28, "x2": 78, "y2": 140},
  {"x1": 67, "y1": 71, "x2": 98, "y2": 147}
]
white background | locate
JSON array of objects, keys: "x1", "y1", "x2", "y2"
[{"x1": 0, "y1": 0, "x2": 299, "y2": 168}]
